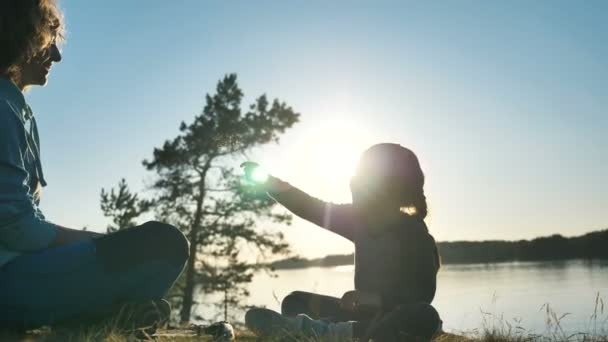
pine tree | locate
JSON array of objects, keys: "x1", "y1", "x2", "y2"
[
  {"x1": 141, "y1": 74, "x2": 299, "y2": 322},
  {"x1": 100, "y1": 178, "x2": 151, "y2": 233}
]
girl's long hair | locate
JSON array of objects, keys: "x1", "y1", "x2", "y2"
[{"x1": 355, "y1": 143, "x2": 428, "y2": 220}]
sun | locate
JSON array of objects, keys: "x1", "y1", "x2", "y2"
[
  {"x1": 312, "y1": 136, "x2": 361, "y2": 182},
  {"x1": 294, "y1": 120, "x2": 373, "y2": 201}
]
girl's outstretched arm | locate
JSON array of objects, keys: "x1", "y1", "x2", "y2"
[{"x1": 266, "y1": 176, "x2": 356, "y2": 242}]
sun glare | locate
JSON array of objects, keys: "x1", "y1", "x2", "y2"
[{"x1": 294, "y1": 120, "x2": 373, "y2": 201}]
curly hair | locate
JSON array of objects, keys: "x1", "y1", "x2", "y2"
[{"x1": 0, "y1": 0, "x2": 64, "y2": 82}]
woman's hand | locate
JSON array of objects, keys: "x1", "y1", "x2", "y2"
[
  {"x1": 240, "y1": 161, "x2": 292, "y2": 195},
  {"x1": 340, "y1": 290, "x2": 383, "y2": 313},
  {"x1": 49, "y1": 226, "x2": 103, "y2": 248}
]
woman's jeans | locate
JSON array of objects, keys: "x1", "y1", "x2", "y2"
[{"x1": 0, "y1": 221, "x2": 189, "y2": 330}]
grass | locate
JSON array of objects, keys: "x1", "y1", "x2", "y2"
[
  {"x1": 1, "y1": 325, "x2": 605, "y2": 342},
  {"x1": 1, "y1": 294, "x2": 606, "y2": 341},
  {"x1": 0, "y1": 328, "x2": 606, "y2": 341},
  {"x1": 0, "y1": 327, "x2": 470, "y2": 342},
  {"x1": 467, "y1": 293, "x2": 608, "y2": 342}
]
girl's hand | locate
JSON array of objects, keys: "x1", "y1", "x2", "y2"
[
  {"x1": 340, "y1": 290, "x2": 382, "y2": 313},
  {"x1": 240, "y1": 161, "x2": 291, "y2": 195}
]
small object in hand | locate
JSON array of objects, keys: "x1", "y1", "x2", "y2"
[
  {"x1": 241, "y1": 161, "x2": 269, "y2": 184},
  {"x1": 201, "y1": 321, "x2": 235, "y2": 341}
]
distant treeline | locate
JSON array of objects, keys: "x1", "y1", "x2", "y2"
[
  {"x1": 271, "y1": 254, "x2": 355, "y2": 270},
  {"x1": 271, "y1": 229, "x2": 608, "y2": 270}
]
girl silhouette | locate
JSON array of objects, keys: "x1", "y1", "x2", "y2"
[{"x1": 244, "y1": 143, "x2": 442, "y2": 341}]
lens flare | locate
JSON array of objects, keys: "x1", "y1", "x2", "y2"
[{"x1": 249, "y1": 166, "x2": 269, "y2": 184}]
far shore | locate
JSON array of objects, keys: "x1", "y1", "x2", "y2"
[{"x1": 270, "y1": 228, "x2": 608, "y2": 270}]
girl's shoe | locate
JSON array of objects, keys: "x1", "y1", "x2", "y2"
[{"x1": 200, "y1": 321, "x2": 235, "y2": 341}]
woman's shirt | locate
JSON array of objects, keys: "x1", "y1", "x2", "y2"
[
  {"x1": 273, "y1": 186, "x2": 440, "y2": 310},
  {"x1": 0, "y1": 77, "x2": 56, "y2": 267}
]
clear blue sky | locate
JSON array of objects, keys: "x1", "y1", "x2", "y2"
[{"x1": 27, "y1": 0, "x2": 607, "y2": 258}]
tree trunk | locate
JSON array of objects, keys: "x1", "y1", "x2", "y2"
[
  {"x1": 224, "y1": 289, "x2": 228, "y2": 321},
  {"x1": 180, "y1": 171, "x2": 208, "y2": 323},
  {"x1": 179, "y1": 230, "x2": 198, "y2": 323}
]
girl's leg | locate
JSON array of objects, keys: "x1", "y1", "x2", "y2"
[
  {"x1": 0, "y1": 221, "x2": 189, "y2": 330},
  {"x1": 281, "y1": 291, "x2": 347, "y2": 321},
  {"x1": 247, "y1": 291, "x2": 363, "y2": 340},
  {"x1": 245, "y1": 307, "x2": 354, "y2": 340},
  {"x1": 281, "y1": 290, "x2": 372, "y2": 322}
]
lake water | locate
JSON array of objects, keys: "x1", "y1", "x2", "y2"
[{"x1": 196, "y1": 260, "x2": 608, "y2": 335}]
